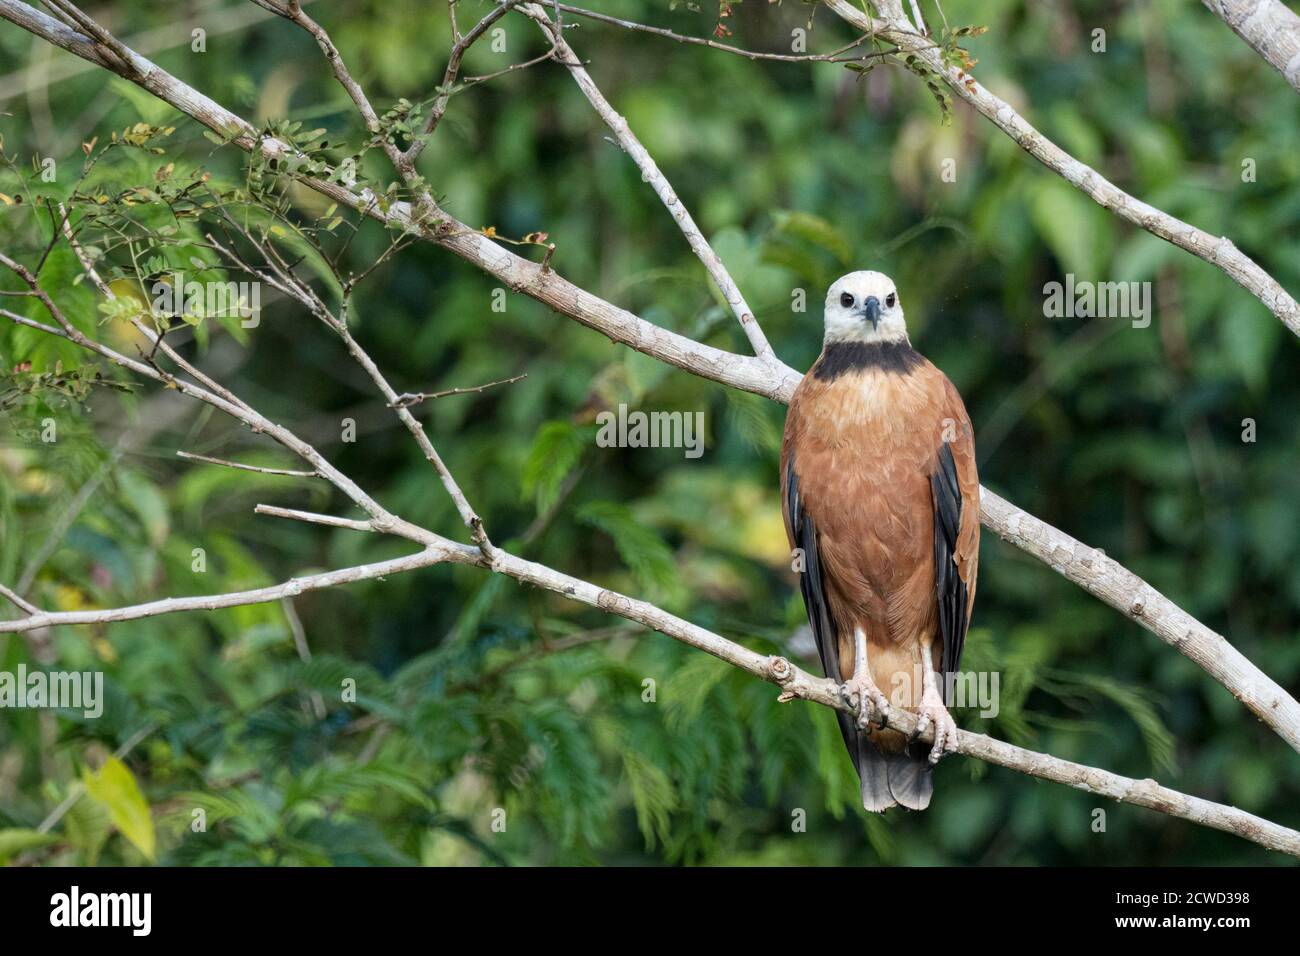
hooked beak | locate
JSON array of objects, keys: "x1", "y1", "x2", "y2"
[{"x1": 860, "y1": 296, "x2": 881, "y2": 330}]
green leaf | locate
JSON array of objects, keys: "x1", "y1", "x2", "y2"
[
  {"x1": 1030, "y1": 178, "x2": 1101, "y2": 280},
  {"x1": 0, "y1": 828, "x2": 58, "y2": 863},
  {"x1": 725, "y1": 389, "x2": 780, "y2": 454},
  {"x1": 663, "y1": 652, "x2": 732, "y2": 729},
  {"x1": 64, "y1": 791, "x2": 112, "y2": 866},
  {"x1": 577, "y1": 500, "x2": 678, "y2": 597},
  {"x1": 770, "y1": 210, "x2": 852, "y2": 266},
  {"x1": 82, "y1": 757, "x2": 156, "y2": 862},
  {"x1": 521, "y1": 420, "x2": 585, "y2": 514},
  {"x1": 1221, "y1": 305, "x2": 1280, "y2": 394},
  {"x1": 109, "y1": 77, "x2": 177, "y2": 124},
  {"x1": 118, "y1": 469, "x2": 170, "y2": 548},
  {"x1": 622, "y1": 749, "x2": 678, "y2": 850}
]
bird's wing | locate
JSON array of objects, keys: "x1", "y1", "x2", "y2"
[
  {"x1": 781, "y1": 439, "x2": 869, "y2": 783},
  {"x1": 932, "y1": 378, "x2": 980, "y2": 679},
  {"x1": 782, "y1": 453, "x2": 842, "y2": 695}
]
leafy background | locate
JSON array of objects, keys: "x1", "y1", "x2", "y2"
[{"x1": 1, "y1": 0, "x2": 1298, "y2": 865}]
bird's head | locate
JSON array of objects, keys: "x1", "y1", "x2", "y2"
[{"x1": 823, "y1": 271, "x2": 908, "y2": 346}]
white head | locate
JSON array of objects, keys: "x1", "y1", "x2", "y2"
[{"x1": 823, "y1": 270, "x2": 908, "y2": 346}]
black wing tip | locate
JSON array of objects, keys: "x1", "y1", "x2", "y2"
[
  {"x1": 932, "y1": 441, "x2": 970, "y2": 678},
  {"x1": 785, "y1": 453, "x2": 841, "y2": 687}
]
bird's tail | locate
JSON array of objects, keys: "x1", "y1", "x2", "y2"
[{"x1": 854, "y1": 731, "x2": 933, "y2": 812}]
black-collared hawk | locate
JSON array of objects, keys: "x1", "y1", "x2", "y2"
[{"x1": 781, "y1": 270, "x2": 979, "y2": 812}]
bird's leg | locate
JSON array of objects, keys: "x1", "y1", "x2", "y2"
[
  {"x1": 912, "y1": 639, "x2": 959, "y2": 764},
  {"x1": 841, "y1": 627, "x2": 890, "y2": 731}
]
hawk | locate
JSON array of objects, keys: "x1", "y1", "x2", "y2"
[{"x1": 781, "y1": 270, "x2": 979, "y2": 812}]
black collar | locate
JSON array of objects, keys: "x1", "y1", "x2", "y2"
[{"x1": 812, "y1": 340, "x2": 923, "y2": 380}]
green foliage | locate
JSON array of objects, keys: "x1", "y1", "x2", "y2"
[
  {"x1": 576, "y1": 500, "x2": 680, "y2": 600},
  {"x1": 82, "y1": 757, "x2": 156, "y2": 861},
  {"x1": 522, "y1": 420, "x2": 587, "y2": 514}
]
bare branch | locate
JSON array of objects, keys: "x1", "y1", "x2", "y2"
[
  {"x1": 907, "y1": 0, "x2": 928, "y2": 35},
  {"x1": 459, "y1": 42, "x2": 559, "y2": 86},
  {"x1": 536, "y1": 1, "x2": 890, "y2": 64},
  {"x1": 249, "y1": 0, "x2": 383, "y2": 133},
  {"x1": 41, "y1": 0, "x2": 139, "y2": 77},
  {"x1": 389, "y1": 372, "x2": 526, "y2": 408},
  {"x1": 524, "y1": 3, "x2": 775, "y2": 363},
  {"x1": 254, "y1": 503, "x2": 375, "y2": 532},
  {"x1": 0, "y1": 548, "x2": 447, "y2": 633},
  {"x1": 0, "y1": 582, "x2": 38, "y2": 615},
  {"x1": 335, "y1": 319, "x2": 498, "y2": 556},
  {"x1": 0, "y1": 1, "x2": 307, "y2": 101},
  {"x1": 825, "y1": 0, "x2": 1300, "y2": 339},
  {"x1": 406, "y1": 0, "x2": 525, "y2": 162},
  {"x1": 1203, "y1": 0, "x2": 1300, "y2": 94},
  {"x1": 200, "y1": 211, "x2": 497, "y2": 556},
  {"x1": 177, "y1": 450, "x2": 320, "y2": 478}
]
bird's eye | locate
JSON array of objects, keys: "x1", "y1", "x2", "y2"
[
  {"x1": 840, "y1": 292, "x2": 854, "y2": 308},
  {"x1": 885, "y1": 292, "x2": 897, "y2": 308}
]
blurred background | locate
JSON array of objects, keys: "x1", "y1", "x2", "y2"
[{"x1": 1, "y1": 0, "x2": 1298, "y2": 865}]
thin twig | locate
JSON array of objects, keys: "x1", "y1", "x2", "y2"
[
  {"x1": 177, "y1": 450, "x2": 320, "y2": 478},
  {"x1": 0, "y1": 548, "x2": 446, "y2": 633},
  {"x1": 282, "y1": 596, "x2": 327, "y2": 719},
  {"x1": 537, "y1": 1, "x2": 892, "y2": 62},
  {"x1": 254, "y1": 503, "x2": 375, "y2": 532},
  {"x1": 388, "y1": 373, "x2": 526, "y2": 408},
  {"x1": 406, "y1": 0, "x2": 526, "y2": 162},
  {"x1": 524, "y1": 3, "x2": 777, "y2": 363},
  {"x1": 0, "y1": 582, "x2": 38, "y2": 615}
]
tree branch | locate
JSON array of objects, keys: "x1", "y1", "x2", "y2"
[
  {"x1": 0, "y1": 582, "x2": 38, "y2": 616},
  {"x1": 389, "y1": 372, "x2": 526, "y2": 408},
  {"x1": 177, "y1": 450, "x2": 320, "y2": 478},
  {"x1": 0, "y1": 548, "x2": 448, "y2": 632},
  {"x1": 980, "y1": 489, "x2": 1300, "y2": 753},
  {"x1": 253, "y1": 504, "x2": 376, "y2": 532},
  {"x1": 523, "y1": 3, "x2": 776, "y2": 363},
  {"x1": 405, "y1": 0, "x2": 526, "y2": 162},
  {"x1": 1203, "y1": 0, "x2": 1300, "y2": 94},
  {"x1": 203, "y1": 213, "x2": 497, "y2": 556},
  {"x1": 534, "y1": 1, "x2": 891, "y2": 64}
]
